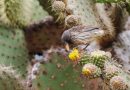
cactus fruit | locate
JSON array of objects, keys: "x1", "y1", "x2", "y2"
[
  {"x1": 65, "y1": 15, "x2": 81, "y2": 28},
  {"x1": 38, "y1": 0, "x2": 66, "y2": 23},
  {"x1": 82, "y1": 63, "x2": 101, "y2": 79},
  {"x1": 0, "y1": 27, "x2": 29, "y2": 77},
  {"x1": 32, "y1": 53, "x2": 86, "y2": 90},
  {"x1": 0, "y1": 0, "x2": 33, "y2": 28},
  {"x1": 52, "y1": 1, "x2": 65, "y2": 13},
  {"x1": 51, "y1": 0, "x2": 66, "y2": 22},
  {"x1": 110, "y1": 76, "x2": 128, "y2": 90},
  {"x1": 0, "y1": 65, "x2": 27, "y2": 90}
]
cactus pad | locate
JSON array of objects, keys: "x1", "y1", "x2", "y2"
[
  {"x1": 0, "y1": 27, "x2": 29, "y2": 77},
  {"x1": 0, "y1": 65, "x2": 26, "y2": 90},
  {"x1": 33, "y1": 53, "x2": 86, "y2": 90},
  {"x1": 0, "y1": 0, "x2": 33, "y2": 28},
  {"x1": 65, "y1": 0, "x2": 99, "y2": 26}
]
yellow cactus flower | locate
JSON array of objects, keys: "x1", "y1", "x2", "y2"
[
  {"x1": 82, "y1": 69, "x2": 91, "y2": 76},
  {"x1": 82, "y1": 63, "x2": 101, "y2": 79},
  {"x1": 68, "y1": 48, "x2": 80, "y2": 61}
]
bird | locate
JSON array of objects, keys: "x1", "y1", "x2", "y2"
[{"x1": 61, "y1": 25, "x2": 104, "y2": 51}]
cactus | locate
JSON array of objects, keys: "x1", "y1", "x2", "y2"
[
  {"x1": 110, "y1": 76, "x2": 128, "y2": 90},
  {"x1": 0, "y1": 0, "x2": 130, "y2": 90},
  {"x1": 32, "y1": 53, "x2": 86, "y2": 90},
  {"x1": 0, "y1": 27, "x2": 29, "y2": 77},
  {"x1": 0, "y1": 65, "x2": 27, "y2": 90},
  {"x1": 82, "y1": 63, "x2": 101, "y2": 79},
  {"x1": 80, "y1": 50, "x2": 110, "y2": 68},
  {"x1": 0, "y1": 0, "x2": 33, "y2": 28},
  {"x1": 31, "y1": 0, "x2": 49, "y2": 22},
  {"x1": 0, "y1": 0, "x2": 51, "y2": 78},
  {"x1": 80, "y1": 54, "x2": 92, "y2": 65},
  {"x1": 65, "y1": 15, "x2": 82, "y2": 28},
  {"x1": 0, "y1": 0, "x2": 49, "y2": 28},
  {"x1": 52, "y1": 1, "x2": 65, "y2": 13},
  {"x1": 103, "y1": 62, "x2": 120, "y2": 80},
  {"x1": 65, "y1": 0, "x2": 100, "y2": 26},
  {"x1": 76, "y1": 49, "x2": 130, "y2": 90},
  {"x1": 38, "y1": 0, "x2": 66, "y2": 23},
  {"x1": 90, "y1": 50, "x2": 110, "y2": 68}
]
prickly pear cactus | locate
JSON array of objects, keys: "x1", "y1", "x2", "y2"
[
  {"x1": 65, "y1": 0, "x2": 100, "y2": 26},
  {"x1": 38, "y1": 0, "x2": 66, "y2": 23},
  {"x1": 0, "y1": 65, "x2": 26, "y2": 90},
  {"x1": 0, "y1": 27, "x2": 29, "y2": 77},
  {"x1": 32, "y1": 53, "x2": 86, "y2": 90},
  {"x1": 0, "y1": 0, "x2": 50, "y2": 77},
  {"x1": 0, "y1": 0, "x2": 33, "y2": 28},
  {"x1": 0, "y1": 0, "x2": 48, "y2": 28},
  {"x1": 31, "y1": 0, "x2": 49, "y2": 22}
]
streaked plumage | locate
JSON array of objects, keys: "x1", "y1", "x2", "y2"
[{"x1": 61, "y1": 25, "x2": 104, "y2": 46}]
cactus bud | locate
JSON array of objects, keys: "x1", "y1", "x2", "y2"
[{"x1": 65, "y1": 15, "x2": 81, "y2": 28}]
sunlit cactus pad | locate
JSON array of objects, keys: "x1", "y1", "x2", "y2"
[
  {"x1": 0, "y1": 27, "x2": 29, "y2": 77},
  {"x1": 31, "y1": 0, "x2": 49, "y2": 22},
  {"x1": 65, "y1": 0, "x2": 99, "y2": 26},
  {"x1": 0, "y1": 0, "x2": 33, "y2": 28}
]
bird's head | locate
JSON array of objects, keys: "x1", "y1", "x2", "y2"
[{"x1": 61, "y1": 30, "x2": 72, "y2": 51}]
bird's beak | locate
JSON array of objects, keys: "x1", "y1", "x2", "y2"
[{"x1": 65, "y1": 43, "x2": 70, "y2": 51}]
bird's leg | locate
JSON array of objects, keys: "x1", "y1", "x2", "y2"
[{"x1": 83, "y1": 43, "x2": 89, "y2": 50}]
